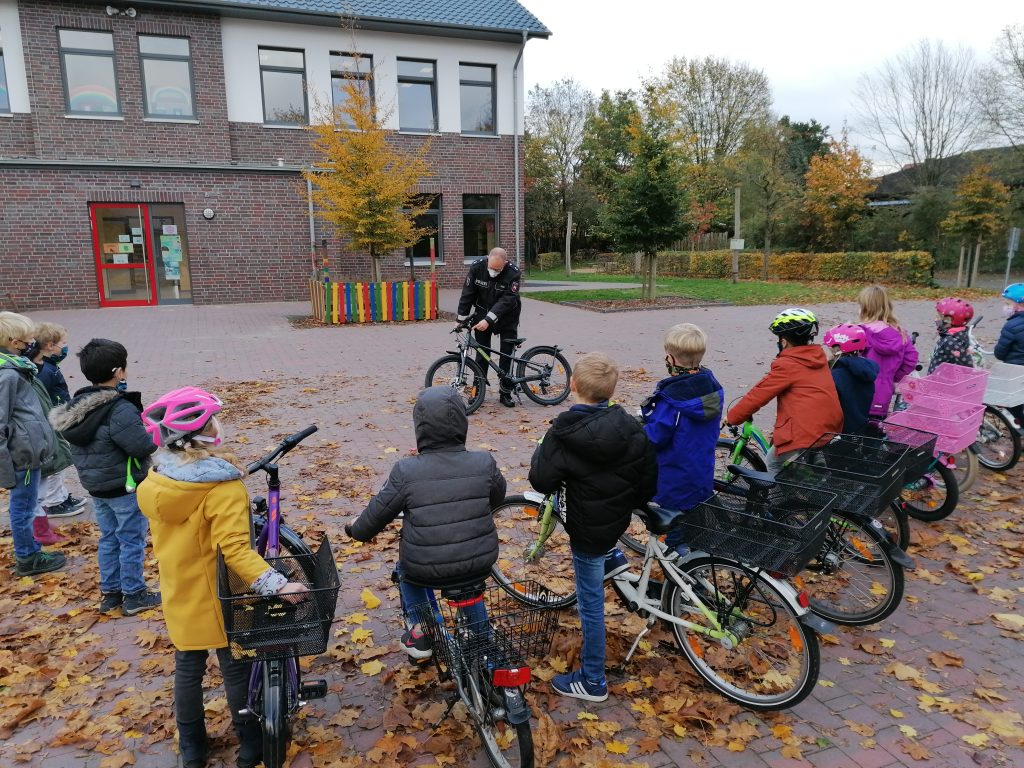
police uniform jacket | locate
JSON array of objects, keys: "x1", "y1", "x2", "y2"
[{"x1": 457, "y1": 258, "x2": 522, "y2": 333}]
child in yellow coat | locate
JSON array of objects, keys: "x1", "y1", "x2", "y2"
[{"x1": 137, "y1": 387, "x2": 306, "y2": 768}]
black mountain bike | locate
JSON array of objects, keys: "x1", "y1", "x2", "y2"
[{"x1": 425, "y1": 321, "x2": 571, "y2": 414}]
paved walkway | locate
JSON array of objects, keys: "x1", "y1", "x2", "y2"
[
  {"x1": 2, "y1": 292, "x2": 1022, "y2": 768},
  {"x1": 520, "y1": 279, "x2": 641, "y2": 292}
]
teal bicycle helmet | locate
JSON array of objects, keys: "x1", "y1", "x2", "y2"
[{"x1": 1003, "y1": 283, "x2": 1024, "y2": 304}]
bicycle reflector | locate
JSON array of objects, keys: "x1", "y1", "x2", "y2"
[
  {"x1": 796, "y1": 591, "x2": 810, "y2": 609},
  {"x1": 492, "y1": 667, "x2": 531, "y2": 687}
]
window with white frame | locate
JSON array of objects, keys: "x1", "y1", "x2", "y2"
[
  {"x1": 139, "y1": 35, "x2": 195, "y2": 118},
  {"x1": 463, "y1": 195, "x2": 499, "y2": 261},
  {"x1": 397, "y1": 58, "x2": 436, "y2": 132},
  {"x1": 259, "y1": 47, "x2": 307, "y2": 125},
  {"x1": 330, "y1": 52, "x2": 373, "y2": 128},
  {"x1": 459, "y1": 63, "x2": 495, "y2": 135},
  {"x1": 58, "y1": 29, "x2": 120, "y2": 115},
  {"x1": 0, "y1": 28, "x2": 10, "y2": 113},
  {"x1": 406, "y1": 195, "x2": 442, "y2": 265}
]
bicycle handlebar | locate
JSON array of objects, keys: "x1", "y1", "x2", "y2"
[{"x1": 247, "y1": 425, "x2": 318, "y2": 475}]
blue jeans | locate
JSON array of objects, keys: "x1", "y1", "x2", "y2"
[
  {"x1": 571, "y1": 546, "x2": 607, "y2": 686},
  {"x1": 396, "y1": 564, "x2": 488, "y2": 630},
  {"x1": 9, "y1": 469, "x2": 41, "y2": 558},
  {"x1": 93, "y1": 493, "x2": 149, "y2": 595}
]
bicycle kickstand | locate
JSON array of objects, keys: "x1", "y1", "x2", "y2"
[
  {"x1": 623, "y1": 616, "x2": 656, "y2": 664},
  {"x1": 428, "y1": 693, "x2": 460, "y2": 734}
]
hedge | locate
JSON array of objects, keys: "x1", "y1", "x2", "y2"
[
  {"x1": 537, "y1": 252, "x2": 562, "y2": 270},
  {"x1": 598, "y1": 250, "x2": 933, "y2": 285}
]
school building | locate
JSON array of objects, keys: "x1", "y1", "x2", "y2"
[{"x1": 0, "y1": 0, "x2": 549, "y2": 309}]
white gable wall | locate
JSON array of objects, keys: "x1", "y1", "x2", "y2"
[{"x1": 221, "y1": 17, "x2": 525, "y2": 134}]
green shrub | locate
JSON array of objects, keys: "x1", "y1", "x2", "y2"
[{"x1": 537, "y1": 252, "x2": 562, "y2": 271}]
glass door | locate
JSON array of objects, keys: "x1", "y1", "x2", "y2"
[
  {"x1": 149, "y1": 204, "x2": 192, "y2": 304},
  {"x1": 90, "y1": 203, "x2": 158, "y2": 306}
]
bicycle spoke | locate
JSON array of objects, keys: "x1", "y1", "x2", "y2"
[{"x1": 492, "y1": 496, "x2": 577, "y2": 607}]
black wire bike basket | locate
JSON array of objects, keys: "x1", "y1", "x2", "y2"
[
  {"x1": 217, "y1": 538, "x2": 340, "y2": 662},
  {"x1": 867, "y1": 421, "x2": 938, "y2": 483},
  {"x1": 407, "y1": 581, "x2": 559, "y2": 675},
  {"x1": 682, "y1": 480, "x2": 836, "y2": 577}
]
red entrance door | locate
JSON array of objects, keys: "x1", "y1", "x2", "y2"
[{"x1": 90, "y1": 203, "x2": 159, "y2": 307}]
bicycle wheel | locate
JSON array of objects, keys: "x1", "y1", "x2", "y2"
[
  {"x1": 516, "y1": 346, "x2": 571, "y2": 406},
  {"x1": 469, "y1": 667, "x2": 535, "y2": 768},
  {"x1": 491, "y1": 495, "x2": 577, "y2": 608},
  {"x1": 618, "y1": 516, "x2": 650, "y2": 556},
  {"x1": 879, "y1": 501, "x2": 911, "y2": 551},
  {"x1": 666, "y1": 558, "x2": 819, "y2": 711},
  {"x1": 426, "y1": 354, "x2": 487, "y2": 414},
  {"x1": 795, "y1": 512, "x2": 905, "y2": 626},
  {"x1": 974, "y1": 406, "x2": 1022, "y2": 471},
  {"x1": 261, "y1": 660, "x2": 289, "y2": 768},
  {"x1": 901, "y1": 460, "x2": 959, "y2": 522},
  {"x1": 715, "y1": 438, "x2": 767, "y2": 482}
]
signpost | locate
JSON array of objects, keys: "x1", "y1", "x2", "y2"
[{"x1": 1006, "y1": 227, "x2": 1021, "y2": 288}]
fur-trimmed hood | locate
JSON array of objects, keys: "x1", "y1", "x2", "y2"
[{"x1": 49, "y1": 387, "x2": 143, "y2": 447}]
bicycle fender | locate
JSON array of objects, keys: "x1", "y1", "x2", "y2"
[
  {"x1": 798, "y1": 612, "x2": 836, "y2": 636},
  {"x1": 845, "y1": 513, "x2": 917, "y2": 570},
  {"x1": 523, "y1": 490, "x2": 546, "y2": 505},
  {"x1": 502, "y1": 687, "x2": 531, "y2": 725}
]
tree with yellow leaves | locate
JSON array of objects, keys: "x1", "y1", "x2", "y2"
[
  {"x1": 941, "y1": 164, "x2": 1010, "y2": 286},
  {"x1": 801, "y1": 135, "x2": 873, "y2": 251},
  {"x1": 304, "y1": 63, "x2": 432, "y2": 283}
]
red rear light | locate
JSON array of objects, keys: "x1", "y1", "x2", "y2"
[
  {"x1": 797, "y1": 591, "x2": 810, "y2": 609},
  {"x1": 492, "y1": 667, "x2": 531, "y2": 687}
]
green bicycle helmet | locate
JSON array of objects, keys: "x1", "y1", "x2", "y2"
[{"x1": 769, "y1": 307, "x2": 819, "y2": 343}]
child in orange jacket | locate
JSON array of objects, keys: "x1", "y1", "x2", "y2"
[{"x1": 726, "y1": 308, "x2": 844, "y2": 474}]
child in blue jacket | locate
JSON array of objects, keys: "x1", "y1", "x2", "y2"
[
  {"x1": 640, "y1": 323, "x2": 724, "y2": 557},
  {"x1": 822, "y1": 324, "x2": 879, "y2": 435},
  {"x1": 995, "y1": 283, "x2": 1024, "y2": 428}
]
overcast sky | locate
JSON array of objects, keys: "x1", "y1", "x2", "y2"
[{"x1": 519, "y1": 0, "x2": 1017, "y2": 167}]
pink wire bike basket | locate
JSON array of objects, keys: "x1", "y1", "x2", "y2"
[
  {"x1": 884, "y1": 403, "x2": 985, "y2": 455},
  {"x1": 898, "y1": 363, "x2": 989, "y2": 404}
]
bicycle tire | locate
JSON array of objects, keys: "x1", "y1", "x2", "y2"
[
  {"x1": 946, "y1": 448, "x2": 977, "y2": 493},
  {"x1": 469, "y1": 669, "x2": 534, "y2": 768},
  {"x1": 901, "y1": 460, "x2": 959, "y2": 522},
  {"x1": 516, "y1": 346, "x2": 571, "y2": 406},
  {"x1": 880, "y1": 501, "x2": 911, "y2": 551},
  {"x1": 261, "y1": 660, "x2": 289, "y2": 768},
  {"x1": 974, "y1": 406, "x2": 1022, "y2": 471},
  {"x1": 425, "y1": 354, "x2": 487, "y2": 414},
  {"x1": 796, "y1": 511, "x2": 905, "y2": 626},
  {"x1": 666, "y1": 557, "x2": 819, "y2": 711},
  {"x1": 491, "y1": 494, "x2": 577, "y2": 608},
  {"x1": 251, "y1": 517, "x2": 317, "y2": 580}
]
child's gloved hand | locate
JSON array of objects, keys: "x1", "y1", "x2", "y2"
[{"x1": 277, "y1": 582, "x2": 309, "y2": 604}]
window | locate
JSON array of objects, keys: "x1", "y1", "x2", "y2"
[
  {"x1": 406, "y1": 196, "x2": 442, "y2": 265},
  {"x1": 139, "y1": 35, "x2": 195, "y2": 118},
  {"x1": 0, "y1": 28, "x2": 9, "y2": 113},
  {"x1": 397, "y1": 58, "x2": 436, "y2": 132},
  {"x1": 460, "y1": 64, "x2": 495, "y2": 134},
  {"x1": 463, "y1": 195, "x2": 498, "y2": 261},
  {"x1": 58, "y1": 29, "x2": 119, "y2": 115},
  {"x1": 330, "y1": 52, "x2": 373, "y2": 128},
  {"x1": 259, "y1": 47, "x2": 307, "y2": 125}
]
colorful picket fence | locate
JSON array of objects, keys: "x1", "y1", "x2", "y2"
[{"x1": 309, "y1": 280, "x2": 438, "y2": 324}]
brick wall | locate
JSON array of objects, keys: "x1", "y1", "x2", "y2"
[
  {"x1": 0, "y1": 165, "x2": 310, "y2": 309},
  {"x1": 18, "y1": 0, "x2": 231, "y2": 163},
  {"x1": 0, "y1": 113, "x2": 35, "y2": 157}
]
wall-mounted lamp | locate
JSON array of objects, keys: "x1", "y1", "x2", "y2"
[
  {"x1": 129, "y1": 178, "x2": 142, "y2": 188},
  {"x1": 106, "y1": 6, "x2": 138, "y2": 18},
  {"x1": 203, "y1": 208, "x2": 216, "y2": 220}
]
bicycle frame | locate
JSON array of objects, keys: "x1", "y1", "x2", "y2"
[{"x1": 451, "y1": 327, "x2": 557, "y2": 390}]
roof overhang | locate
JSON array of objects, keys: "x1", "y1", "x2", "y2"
[{"x1": 115, "y1": 0, "x2": 551, "y2": 42}]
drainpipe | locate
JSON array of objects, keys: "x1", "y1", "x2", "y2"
[
  {"x1": 307, "y1": 176, "x2": 317, "y2": 275},
  {"x1": 512, "y1": 30, "x2": 527, "y2": 269}
]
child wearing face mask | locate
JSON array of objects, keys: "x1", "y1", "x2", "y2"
[
  {"x1": 28, "y1": 323, "x2": 86, "y2": 544},
  {"x1": 994, "y1": 284, "x2": 1024, "y2": 429},
  {"x1": 49, "y1": 338, "x2": 160, "y2": 616},
  {"x1": 928, "y1": 297, "x2": 974, "y2": 374}
]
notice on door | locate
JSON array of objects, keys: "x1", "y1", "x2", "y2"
[{"x1": 161, "y1": 234, "x2": 183, "y2": 280}]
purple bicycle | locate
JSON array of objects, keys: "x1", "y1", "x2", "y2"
[{"x1": 218, "y1": 426, "x2": 340, "y2": 768}]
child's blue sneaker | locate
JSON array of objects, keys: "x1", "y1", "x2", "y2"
[
  {"x1": 603, "y1": 548, "x2": 629, "y2": 581},
  {"x1": 551, "y1": 669, "x2": 608, "y2": 702}
]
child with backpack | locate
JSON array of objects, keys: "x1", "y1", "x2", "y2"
[
  {"x1": 857, "y1": 285, "x2": 918, "y2": 418},
  {"x1": 928, "y1": 297, "x2": 974, "y2": 373},
  {"x1": 529, "y1": 352, "x2": 657, "y2": 701},
  {"x1": 137, "y1": 387, "x2": 308, "y2": 768},
  {"x1": 822, "y1": 324, "x2": 879, "y2": 435}
]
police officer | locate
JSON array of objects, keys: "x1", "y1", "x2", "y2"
[{"x1": 457, "y1": 247, "x2": 522, "y2": 407}]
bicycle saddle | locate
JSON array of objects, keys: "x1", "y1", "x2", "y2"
[
  {"x1": 636, "y1": 502, "x2": 685, "y2": 535},
  {"x1": 727, "y1": 464, "x2": 778, "y2": 489},
  {"x1": 440, "y1": 580, "x2": 487, "y2": 602},
  {"x1": 509, "y1": 338, "x2": 527, "y2": 347}
]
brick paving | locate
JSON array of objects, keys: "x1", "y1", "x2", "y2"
[{"x1": 2, "y1": 292, "x2": 1022, "y2": 767}]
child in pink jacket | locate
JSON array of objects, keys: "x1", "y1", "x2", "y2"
[{"x1": 857, "y1": 285, "x2": 918, "y2": 418}]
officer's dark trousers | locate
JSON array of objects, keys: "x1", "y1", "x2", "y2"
[{"x1": 474, "y1": 328, "x2": 517, "y2": 392}]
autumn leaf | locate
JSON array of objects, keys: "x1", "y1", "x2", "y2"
[
  {"x1": 992, "y1": 613, "x2": 1024, "y2": 632},
  {"x1": 99, "y1": 752, "x2": 136, "y2": 768},
  {"x1": 318, "y1": 489, "x2": 339, "y2": 500},
  {"x1": 899, "y1": 724, "x2": 918, "y2": 738},
  {"x1": 534, "y1": 713, "x2": 560, "y2": 766},
  {"x1": 900, "y1": 740, "x2": 932, "y2": 760},
  {"x1": 927, "y1": 651, "x2": 963, "y2": 669},
  {"x1": 330, "y1": 707, "x2": 361, "y2": 727},
  {"x1": 577, "y1": 712, "x2": 599, "y2": 721},
  {"x1": 361, "y1": 588, "x2": 382, "y2": 610},
  {"x1": 360, "y1": 660, "x2": 385, "y2": 676},
  {"x1": 891, "y1": 709, "x2": 905, "y2": 719},
  {"x1": 350, "y1": 628, "x2": 373, "y2": 644},
  {"x1": 605, "y1": 740, "x2": 629, "y2": 755},
  {"x1": 345, "y1": 612, "x2": 369, "y2": 624}
]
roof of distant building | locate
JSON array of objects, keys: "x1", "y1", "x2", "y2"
[
  {"x1": 870, "y1": 145, "x2": 1024, "y2": 199},
  {"x1": 160, "y1": 0, "x2": 550, "y2": 39}
]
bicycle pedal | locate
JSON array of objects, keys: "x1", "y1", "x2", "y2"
[{"x1": 299, "y1": 678, "x2": 328, "y2": 700}]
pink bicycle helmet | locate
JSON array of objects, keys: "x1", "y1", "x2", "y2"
[
  {"x1": 935, "y1": 297, "x2": 973, "y2": 328},
  {"x1": 142, "y1": 386, "x2": 223, "y2": 448},
  {"x1": 822, "y1": 324, "x2": 867, "y2": 354}
]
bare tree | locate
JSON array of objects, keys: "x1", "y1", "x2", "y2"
[
  {"x1": 975, "y1": 25, "x2": 1024, "y2": 155},
  {"x1": 854, "y1": 39, "x2": 983, "y2": 187},
  {"x1": 658, "y1": 56, "x2": 772, "y2": 165}
]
